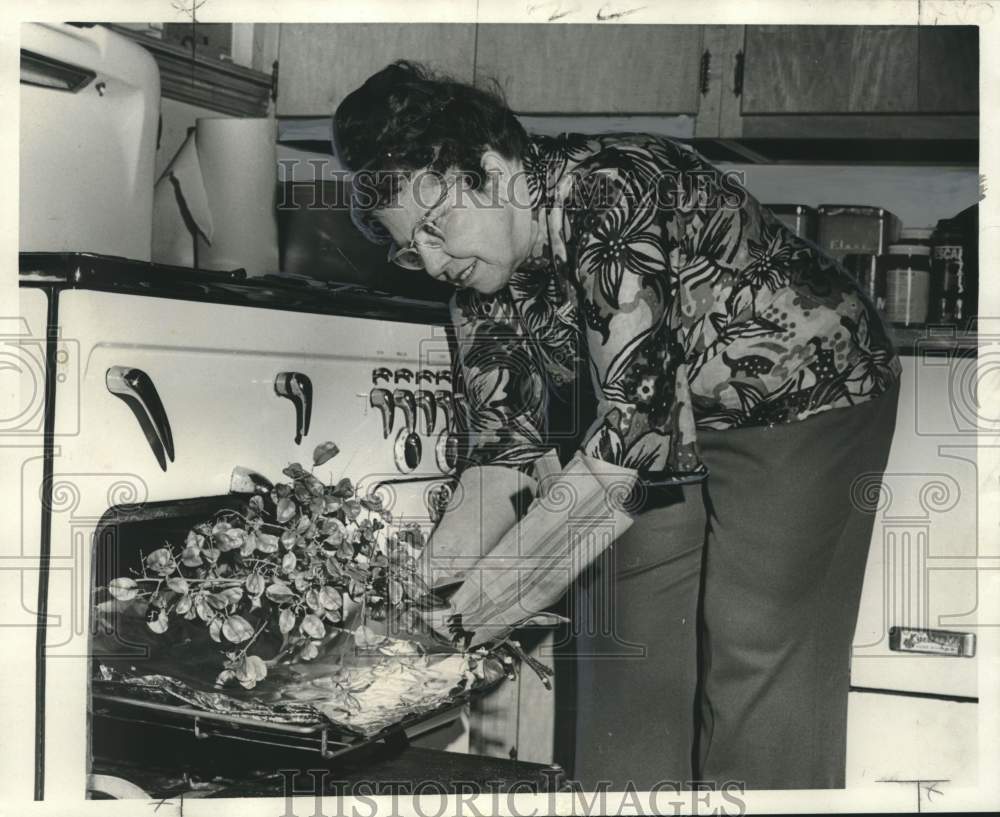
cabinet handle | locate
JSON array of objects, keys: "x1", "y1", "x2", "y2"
[
  {"x1": 733, "y1": 50, "x2": 745, "y2": 97},
  {"x1": 700, "y1": 50, "x2": 711, "y2": 96},
  {"x1": 274, "y1": 372, "x2": 313, "y2": 445},
  {"x1": 106, "y1": 366, "x2": 175, "y2": 472}
]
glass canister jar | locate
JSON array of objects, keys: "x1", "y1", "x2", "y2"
[
  {"x1": 883, "y1": 243, "x2": 932, "y2": 327},
  {"x1": 842, "y1": 252, "x2": 885, "y2": 313},
  {"x1": 930, "y1": 218, "x2": 969, "y2": 324}
]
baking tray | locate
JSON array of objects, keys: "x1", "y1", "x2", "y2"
[{"x1": 93, "y1": 689, "x2": 467, "y2": 760}]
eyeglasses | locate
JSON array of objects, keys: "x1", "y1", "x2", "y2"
[{"x1": 387, "y1": 178, "x2": 457, "y2": 271}]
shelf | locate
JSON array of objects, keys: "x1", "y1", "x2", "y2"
[
  {"x1": 891, "y1": 324, "x2": 979, "y2": 357},
  {"x1": 105, "y1": 24, "x2": 273, "y2": 117}
]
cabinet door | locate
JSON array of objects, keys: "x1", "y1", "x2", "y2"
[
  {"x1": 474, "y1": 24, "x2": 705, "y2": 114},
  {"x1": 741, "y1": 26, "x2": 920, "y2": 114},
  {"x1": 851, "y1": 354, "x2": 979, "y2": 700},
  {"x1": 918, "y1": 26, "x2": 979, "y2": 113},
  {"x1": 276, "y1": 24, "x2": 476, "y2": 115}
]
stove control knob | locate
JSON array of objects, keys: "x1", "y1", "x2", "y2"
[
  {"x1": 435, "y1": 430, "x2": 458, "y2": 473},
  {"x1": 372, "y1": 367, "x2": 393, "y2": 385},
  {"x1": 394, "y1": 428, "x2": 422, "y2": 473},
  {"x1": 394, "y1": 368, "x2": 414, "y2": 384}
]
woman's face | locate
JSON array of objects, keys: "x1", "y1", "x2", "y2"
[{"x1": 374, "y1": 151, "x2": 533, "y2": 295}]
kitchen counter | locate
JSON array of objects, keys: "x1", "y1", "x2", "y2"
[
  {"x1": 19, "y1": 252, "x2": 451, "y2": 326},
  {"x1": 20, "y1": 252, "x2": 979, "y2": 357},
  {"x1": 890, "y1": 324, "x2": 979, "y2": 357}
]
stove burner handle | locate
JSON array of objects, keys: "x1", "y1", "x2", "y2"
[
  {"x1": 369, "y1": 388, "x2": 394, "y2": 439},
  {"x1": 106, "y1": 366, "x2": 175, "y2": 472},
  {"x1": 434, "y1": 390, "x2": 454, "y2": 429},
  {"x1": 392, "y1": 389, "x2": 417, "y2": 432},
  {"x1": 414, "y1": 389, "x2": 437, "y2": 434},
  {"x1": 274, "y1": 372, "x2": 313, "y2": 445}
]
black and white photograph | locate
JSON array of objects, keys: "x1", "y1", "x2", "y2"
[{"x1": 2, "y1": 1, "x2": 998, "y2": 814}]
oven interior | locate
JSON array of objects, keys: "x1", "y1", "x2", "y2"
[{"x1": 88, "y1": 492, "x2": 472, "y2": 796}]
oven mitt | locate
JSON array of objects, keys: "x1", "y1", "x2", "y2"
[
  {"x1": 421, "y1": 448, "x2": 566, "y2": 591},
  {"x1": 421, "y1": 463, "x2": 538, "y2": 591},
  {"x1": 427, "y1": 452, "x2": 637, "y2": 648}
]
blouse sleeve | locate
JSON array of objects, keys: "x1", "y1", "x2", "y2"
[
  {"x1": 449, "y1": 287, "x2": 550, "y2": 472},
  {"x1": 567, "y1": 164, "x2": 705, "y2": 482}
]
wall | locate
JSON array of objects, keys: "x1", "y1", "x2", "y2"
[{"x1": 720, "y1": 162, "x2": 980, "y2": 231}]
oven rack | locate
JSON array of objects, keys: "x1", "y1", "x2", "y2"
[{"x1": 93, "y1": 692, "x2": 463, "y2": 759}]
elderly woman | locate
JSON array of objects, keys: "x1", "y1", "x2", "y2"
[{"x1": 333, "y1": 61, "x2": 900, "y2": 791}]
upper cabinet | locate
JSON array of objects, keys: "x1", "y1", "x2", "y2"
[
  {"x1": 275, "y1": 24, "x2": 476, "y2": 116},
  {"x1": 272, "y1": 22, "x2": 977, "y2": 149},
  {"x1": 473, "y1": 24, "x2": 705, "y2": 115},
  {"x1": 917, "y1": 26, "x2": 979, "y2": 113},
  {"x1": 719, "y1": 25, "x2": 978, "y2": 139},
  {"x1": 741, "y1": 26, "x2": 921, "y2": 114}
]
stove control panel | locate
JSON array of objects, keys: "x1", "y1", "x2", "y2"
[{"x1": 369, "y1": 368, "x2": 459, "y2": 474}]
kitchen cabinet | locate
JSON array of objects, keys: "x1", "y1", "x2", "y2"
[
  {"x1": 275, "y1": 23, "x2": 476, "y2": 116},
  {"x1": 741, "y1": 26, "x2": 920, "y2": 114},
  {"x1": 845, "y1": 344, "x2": 980, "y2": 787},
  {"x1": 740, "y1": 25, "x2": 978, "y2": 116},
  {"x1": 851, "y1": 348, "x2": 979, "y2": 699},
  {"x1": 473, "y1": 24, "x2": 707, "y2": 117},
  {"x1": 718, "y1": 25, "x2": 978, "y2": 140},
  {"x1": 106, "y1": 24, "x2": 273, "y2": 117},
  {"x1": 918, "y1": 26, "x2": 979, "y2": 113},
  {"x1": 270, "y1": 22, "x2": 977, "y2": 149}
]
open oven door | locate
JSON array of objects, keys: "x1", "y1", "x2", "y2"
[{"x1": 23, "y1": 282, "x2": 457, "y2": 799}]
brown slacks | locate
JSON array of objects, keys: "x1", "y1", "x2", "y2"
[{"x1": 557, "y1": 383, "x2": 899, "y2": 790}]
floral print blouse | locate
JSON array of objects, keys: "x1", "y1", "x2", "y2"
[{"x1": 449, "y1": 133, "x2": 901, "y2": 483}]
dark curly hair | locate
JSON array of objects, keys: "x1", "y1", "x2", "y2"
[{"x1": 332, "y1": 60, "x2": 529, "y2": 244}]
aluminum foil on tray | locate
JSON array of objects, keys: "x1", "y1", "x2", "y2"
[{"x1": 93, "y1": 599, "x2": 508, "y2": 738}]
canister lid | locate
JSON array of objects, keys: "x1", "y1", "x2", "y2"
[
  {"x1": 882, "y1": 251, "x2": 931, "y2": 272},
  {"x1": 899, "y1": 227, "x2": 934, "y2": 242},
  {"x1": 932, "y1": 218, "x2": 964, "y2": 242},
  {"x1": 887, "y1": 243, "x2": 932, "y2": 256},
  {"x1": 764, "y1": 203, "x2": 816, "y2": 215}
]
